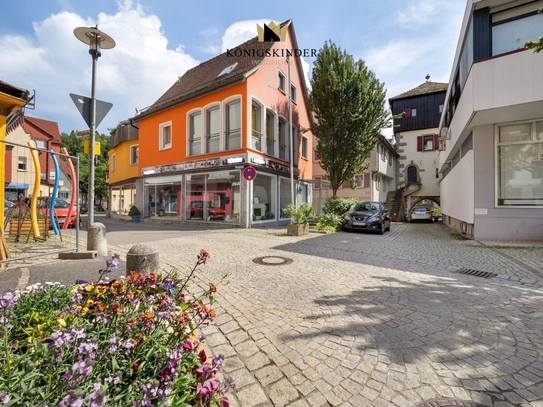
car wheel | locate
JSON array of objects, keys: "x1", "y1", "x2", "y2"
[
  {"x1": 379, "y1": 223, "x2": 385, "y2": 235},
  {"x1": 385, "y1": 220, "x2": 390, "y2": 232}
]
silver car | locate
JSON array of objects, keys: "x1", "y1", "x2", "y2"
[{"x1": 410, "y1": 206, "x2": 433, "y2": 223}]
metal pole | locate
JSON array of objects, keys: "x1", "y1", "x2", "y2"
[
  {"x1": 288, "y1": 55, "x2": 295, "y2": 206},
  {"x1": 88, "y1": 54, "x2": 97, "y2": 225}
]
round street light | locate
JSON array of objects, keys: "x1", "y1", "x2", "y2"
[{"x1": 73, "y1": 26, "x2": 115, "y2": 227}]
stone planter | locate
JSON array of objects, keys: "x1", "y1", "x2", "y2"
[{"x1": 287, "y1": 223, "x2": 309, "y2": 236}]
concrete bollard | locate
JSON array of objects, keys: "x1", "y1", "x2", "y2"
[
  {"x1": 87, "y1": 222, "x2": 107, "y2": 256},
  {"x1": 126, "y1": 244, "x2": 159, "y2": 276}
]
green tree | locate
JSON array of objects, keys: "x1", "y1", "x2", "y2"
[
  {"x1": 60, "y1": 130, "x2": 111, "y2": 207},
  {"x1": 524, "y1": 7, "x2": 543, "y2": 53},
  {"x1": 309, "y1": 41, "x2": 392, "y2": 196}
]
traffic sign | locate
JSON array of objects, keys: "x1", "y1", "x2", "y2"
[
  {"x1": 76, "y1": 130, "x2": 90, "y2": 138},
  {"x1": 243, "y1": 166, "x2": 257, "y2": 181},
  {"x1": 69, "y1": 93, "x2": 113, "y2": 128}
]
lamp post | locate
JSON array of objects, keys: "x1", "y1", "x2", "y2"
[
  {"x1": 287, "y1": 55, "x2": 295, "y2": 207},
  {"x1": 73, "y1": 26, "x2": 115, "y2": 225}
]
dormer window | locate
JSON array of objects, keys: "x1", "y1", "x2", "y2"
[{"x1": 218, "y1": 63, "x2": 238, "y2": 77}]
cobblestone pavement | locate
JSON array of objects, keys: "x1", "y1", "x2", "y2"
[{"x1": 2, "y1": 222, "x2": 543, "y2": 406}]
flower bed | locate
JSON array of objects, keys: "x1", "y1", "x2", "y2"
[{"x1": 0, "y1": 250, "x2": 231, "y2": 406}]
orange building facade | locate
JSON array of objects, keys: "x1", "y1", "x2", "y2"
[{"x1": 108, "y1": 21, "x2": 314, "y2": 227}]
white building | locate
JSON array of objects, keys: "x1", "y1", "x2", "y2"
[{"x1": 438, "y1": 0, "x2": 543, "y2": 240}]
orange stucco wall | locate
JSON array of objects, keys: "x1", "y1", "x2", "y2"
[
  {"x1": 108, "y1": 139, "x2": 140, "y2": 184},
  {"x1": 138, "y1": 82, "x2": 248, "y2": 171}
]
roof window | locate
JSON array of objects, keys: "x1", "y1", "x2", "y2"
[{"x1": 218, "y1": 62, "x2": 238, "y2": 77}]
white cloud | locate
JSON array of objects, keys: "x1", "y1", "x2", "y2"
[
  {"x1": 221, "y1": 19, "x2": 270, "y2": 51},
  {"x1": 395, "y1": 0, "x2": 438, "y2": 27},
  {"x1": 0, "y1": 0, "x2": 198, "y2": 133}
]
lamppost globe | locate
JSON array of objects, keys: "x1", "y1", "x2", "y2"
[{"x1": 73, "y1": 26, "x2": 115, "y2": 228}]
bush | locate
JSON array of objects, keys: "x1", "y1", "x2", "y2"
[
  {"x1": 0, "y1": 251, "x2": 231, "y2": 406},
  {"x1": 322, "y1": 196, "x2": 358, "y2": 217},
  {"x1": 282, "y1": 202, "x2": 315, "y2": 224},
  {"x1": 316, "y1": 213, "x2": 343, "y2": 232},
  {"x1": 128, "y1": 205, "x2": 141, "y2": 217}
]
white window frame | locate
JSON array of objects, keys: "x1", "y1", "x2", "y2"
[
  {"x1": 224, "y1": 97, "x2": 241, "y2": 151},
  {"x1": 159, "y1": 122, "x2": 172, "y2": 150},
  {"x1": 130, "y1": 144, "x2": 139, "y2": 166},
  {"x1": 290, "y1": 83, "x2": 297, "y2": 103},
  {"x1": 266, "y1": 109, "x2": 276, "y2": 156},
  {"x1": 35, "y1": 139, "x2": 46, "y2": 149},
  {"x1": 278, "y1": 71, "x2": 285, "y2": 92},
  {"x1": 18, "y1": 156, "x2": 27, "y2": 171},
  {"x1": 423, "y1": 135, "x2": 434, "y2": 151},
  {"x1": 188, "y1": 110, "x2": 202, "y2": 156},
  {"x1": 251, "y1": 100, "x2": 263, "y2": 152},
  {"x1": 412, "y1": 108, "x2": 417, "y2": 117},
  {"x1": 301, "y1": 135, "x2": 308, "y2": 159},
  {"x1": 205, "y1": 105, "x2": 220, "y2": 154}
]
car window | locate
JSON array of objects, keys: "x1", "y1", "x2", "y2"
[
  {"x1": 355, "y1": 203, "x2": 379, "y2": 211},
  {"x1": 414, "y1": 207, "x2": 430, "y2": 212}
]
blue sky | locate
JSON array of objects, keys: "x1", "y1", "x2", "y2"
[{"x1": 0, "y1": 0, "x2": 467, "y2": 137}]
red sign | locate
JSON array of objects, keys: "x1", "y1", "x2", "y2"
[{"x1": 243, "y1": 166, "x2": 257, "y2": 181}]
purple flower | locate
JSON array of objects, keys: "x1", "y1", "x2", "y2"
[{"x1": 0, "y1": 390, "x2": 10, "y2": 404}]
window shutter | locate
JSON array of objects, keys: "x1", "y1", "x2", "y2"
[
  {"x1": 434, "y1": 134, "x2": 439, "y2": 150},
  {"x1": 404, "y1": 108, "x2": 411, "y2": 118},
  {"x1": 363, "y1": 173, "x2": 370, "y2": 188},
  {"x1": 417, "y1": 135, "x2": 423, "y2": 152}
]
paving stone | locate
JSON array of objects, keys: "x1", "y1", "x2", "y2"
[
  {"x1": 269, "y1": 378, "x2": 300, "y2": 406},
  {"x1": 235, "y1": 383, "x2": 269, "y2": 406},
  {"x1": 245, "y1": 351, "x2": 270, "y2": 371},
  {"x1": 254, "y1": 365, "x2": 283, "y2": 387}
]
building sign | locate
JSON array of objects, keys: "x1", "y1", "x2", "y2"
[{"x1": 142, "y1": 158, "x2": 220, "y2": 175}]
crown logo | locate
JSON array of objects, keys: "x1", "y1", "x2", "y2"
[{"x1": 257, "y1": 21, "x2": 287, "y2": 42}]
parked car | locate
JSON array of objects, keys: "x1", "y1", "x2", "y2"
[
  {"x1": 410, "y1": 206, "x2": 433, "y2": 223},
  {"x1": 37, "y1": 197, "x2": 80, "y2": 228},
  {"x1": 342, "y1": 201, "x2": 390, "y2": 234},
  {"x1": 4, "y1": 199, "x2": 13, "y2": 211},
  {"x1": 188, "y1": 201, "x2": 226, "y2": 221}
]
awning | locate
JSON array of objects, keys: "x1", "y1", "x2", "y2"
[{"x1": 5, "y1": 182, "x2": 29, "y2": 189}]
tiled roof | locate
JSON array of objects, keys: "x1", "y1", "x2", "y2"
[
  {"x1": 389, "y1": 81, "x2": 448, "y2": 100},
  {"x1": 23, "y1": 116, "x2": 62, "y2": 143},
  {"x1": 147, "y1": 35, "x2": 277, "y2": 115}
]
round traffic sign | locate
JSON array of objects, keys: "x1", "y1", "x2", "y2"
[{"x1": 243, "y1": 166, "x2": 257, "y2": 181}]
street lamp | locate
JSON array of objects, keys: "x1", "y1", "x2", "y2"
[{"x1": 73, "y1": 26, "x2": 115, "y2": 225}]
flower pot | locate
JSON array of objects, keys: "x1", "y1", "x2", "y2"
[
  {"x1": 287, "y1": 223, "x2": 309, "y2": 236},
  {"x1": 131, "y1": 215, "x2": 141, "y2": 223}
]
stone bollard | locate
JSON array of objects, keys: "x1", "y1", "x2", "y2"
[
  {"x1": 87, "y1": 222, "x2": 107, "y2": 256},
  {"x1": 126, "y1": 244, "x2": 159, "y2": 276}
]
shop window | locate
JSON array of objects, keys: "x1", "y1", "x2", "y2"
[
  {"x1": 189, "y1": 112, "x2": 202, "y2": 156},
  {"x1": 266, "y1": 110, "x2": 275, "y2": 156},
  {"x1": 205, "y1": 106, "x2": 220, "y2": 153},
  {"x1": 185, "y1": 171, "x2": 240, "y2": 222},
  {"x1": 252, "y1": 173, "x2": 276, "y2": 221},
  {"x1": 498, "y1": 120, "x2": 543, "y2": 206},
  {"x1": 18, "y1": 157, "x2": 27, "y2": 171},
  {"x1": 279, "y1": 177, "x2": 292, "y2": 218},
  {"x1": 144, "y1": 176, "x2": 181, "y2": 217},
  {"x1": 130, "y1": 145, "x2": 139, "y2": 165},
  {"x1": 225, "y1": 100, "x2": 241, "y2": 150},
  {"x1": 251, "y1": 101, "x2": 262, "y2": 151},
  {"x1": 160, "y1": 122, "x2": 172, "y2": 150}
]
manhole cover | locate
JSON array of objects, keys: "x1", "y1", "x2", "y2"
[
  {"x1": 416, "y1": 399, "x2": 490, "y2": 407},
  {"x1": 451, "y1": 268, "x2": 497, "y2": 278},
  {"x1": 252, "y1": 256, "x2": 293, "y2": 266}
]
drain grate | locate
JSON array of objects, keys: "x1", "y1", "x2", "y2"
[
  {"x1": 252, "y1": 256, "x2": 293, "y2": 266},
  {"x1": 416, "y1": 399, "x2": 491, "y2": 407},
  {"x1": 452, "y1": 268, "x2": 497, "y2": 278}
]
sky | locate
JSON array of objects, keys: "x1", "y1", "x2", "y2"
[{"x1": 0, "y1": 0, "x2": 467, "y2": 138}]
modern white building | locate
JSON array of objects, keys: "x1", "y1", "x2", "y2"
[{"x1": 438, "y1": 0, "x2": 543, "y2": 240}]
